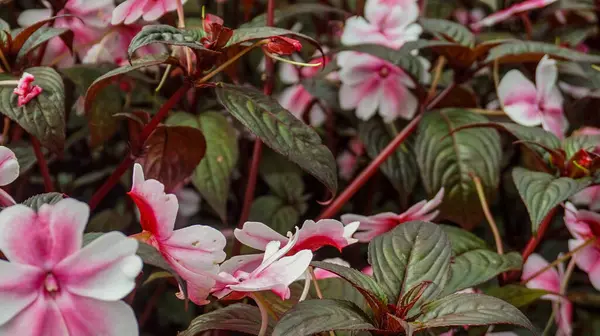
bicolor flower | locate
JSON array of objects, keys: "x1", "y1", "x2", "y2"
[
  {"x1": 522, "y1": 253, "x2": 572, "y2": 336},
  {"x1": 0, "y1": 199, "x2": 142, "y2": 335},
  {"x1": 128, "y1": 163, "x2": 227, "y2": 305},
  {"x1": 341, "y1": 188, "x2": 444, "y2": 242},
  {"x1": 571, "y1": 186, "x2": 600, "y2": 212},
  {"x1": 212, "y1": 229, "x2": 313, "y2": 300},
  {"x1": 0, "y1": 146, "x2": 19, "y2": 207},
  {"x1": 341, "y1": 0, "x2": 421, "y2": 49},
  {"x1": 13, "y1": 72, "x2": 43, "y2": 107},
  {"x1": 112, "y1": 0, "x2": 189, "y2": 25},
  {"x1": 564, "y1": 202, "x2": 600, "y2": 290},
  {"x1": 498, "y1": 55, "x2": 567, "y2": 138},
  {"x1": 337, "y1": 51, "x2": 418, "y2": 122},
  {"x1": 471, "y1": 0, "x2": 559, "y2": 31},
  {"x1": 234, "y1": 219, "x2": 359, "y2": 255}
]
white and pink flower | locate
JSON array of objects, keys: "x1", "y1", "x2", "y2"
[
  {"x1": 470, "y1": 0, "x2": 559, "y2": 31},
  {"x1": 341, "y1": 188, "x2": 444, "y2": 242},
  {"x1": 571, "y1": 186, "x2": 600, "y2": 212},
  {"x1": 0, "y1": 146, "x2": 20, "y2": 207},
  {"x1": 564, "y1": 202, "x2": 600, "y2": 291},
  {"x1": 13, "y1": 72, "x2": 43, "y2": 107},
  {"x1": 498, "y1": 55, "x2": 567, "y2": 138},
  {"x1": 128, "y1": 163, "x2": 227, "y2": 305},
  {"x1": 0, "y1": 198, "x2": 142, "y2": 335},
  {"x1": 112, "y1": 0, "x2": 188, "y2": 25}
]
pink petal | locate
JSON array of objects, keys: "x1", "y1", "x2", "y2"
[
  {"x1": 355, "y1": 79, "x2": 383, "y2": 121},
  {"x1": 379, "y1": 76, "x2": 418, "y2": 121},
  {"x1": 55, "y1": 232, "x2": 141, "y2": 301},
  {"x1": 17, "y1": 9, "x2": 52, "y2": 27},
  {"x1": 129, "y1": 163, "x2": 178, "y2": 239},
  {"x1": 279, "y1": 63, "x2": 300, "y2": 84},
  {"x1": 0, "y1": 188, "x2": 16, "y2": 207},
  {"x1": 341, "y1": 213, "x2": 398, "y2": 242},
  {"x1": 111, "y1": 0, "x2": 147, "y2": 25},
  {"x1": 313, "y1": 258, "x2": 350, "y2": 279},
  {"x1": 571, "y1": 186, "x2": 600, "y2": 212},
  {"x1": 407, "y1": 187, "x2": 445, "y2": 220},
  {"x1": 161, "y1": 225, "x2": 227, "y2": 274},
  {"x1": 341, "y1": 17, "x2": 382, "y2": 47},
  {"x1": 569, "y1": 239, "x2": 600, "y2": 274},
  {"x1": 563, "y1": 202, "x2": 597, "y2": 240},
  {"x1": 556, "y1": 299, "x2": 573, "y2": 336},
  {"x1": 288, "y1": 219, "x2": 359, "y2": 254},
  {"x1": 234, "y1": 222, "x2": 287, "y2": 251},
  {"x1": 536, "y1": 55, "x2": 558, "y2": 103},
  {"x1": 0, "y1": 260, "x2": 44, "y2": 325},
  {"x1": 278, "y1": 85, "x2": 314, "y2": 121},
  {"x1": 143, "y1": 0, "x2": 181, "y2": 22},
  {"x1": 588, "y1": 260, "x2": 600, "y2": 291},
  {"x1": 522, "y1": 253, "x2": 561, "y2": 295},
  {"x1": 541, "y1": 106, "x2": 567, "y2": 138},
  {"x1": 498, "y1": 70, "x2": 542, "y2": 126},
  {"x1": 0, "y1": 294, "x2": 68, "y2": 336},
  {"x1": 219, "y1": 254, "x2": 264, "y2": 278},
  {"x1": 362, "y1": 266, "x2": 373, "y2": 276}
]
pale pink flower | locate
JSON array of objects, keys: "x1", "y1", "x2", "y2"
[
  {"x1": 522, "y1": 253, "x2": 572, "y2": 336},
  {"x1": 0, "y1": 198, "x2": 142, "y2": 335},
  {"x1": 0, "y1": 146, "x2": 19, "y2": 207},
  {"x1": 498, "y1": 55, "x2": 567, "y2": 138},
  {"x1": 471, "y1": 0, "x2": 559, "y2": 31},
  {"x1": 312, "y1": 258, "x2": 351, "y2": 280},
  {"x1": 341, "y1": 0, "x2": 421, "y2": 49},
  {"x1": 564, "y1": 203, "x2": 600, "y2": 291},
  {"x1": 337, "y1": 51, "x2": 418, "y2": 122},
  {"x1": 571, "y1": 186, "x2": 600, "y2": 212},
  {"x1": 234, "y1": 219, "x2": 359, "y2": 255},
  {"x1": 18, "y1": 0, "x2": 114, "y2": 66},
  {"x1": 337, "y1": 138, "x2": 364, "y2": 180},
  {"x1": 13, "y1": 72, "x2": 43, "y2": 107},
  {"x1": 112, "y1": 0, "x2": 189, "y2": 25},
  {"x1": 341, "y1": 188, "x2": 444, "y2": 242},
  {"x1": 212, "y1": 229, "x2": 313, "y2": 300},
  {"x1": 453, "y1": 8, "x2": 486, "y2": 26},
  {"x1": 128, "y1": 163, "x2": 227, "y2": 305},
  {"x1": 362, "y1": 266, "x2": 373, "y2": 276}
]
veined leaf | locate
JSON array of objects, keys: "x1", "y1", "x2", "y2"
[
  {"x1": 242, "y1": 3, "x2": 348, "y2": 28},
  {"x1": 512, "y1": 167, "x2": 592, "y2": 232},
  {"x1": 249, "y1": 195, "x2": 300, "y2": 235},
  {"x1": 259, "y1": 148, "x2": 305, "y2": 202},
  {"x1": 21, "y1": 192, "x2": 64, "y2": 210},
  {"x1": 137, "y1": 242, "x2": 187, "y2": 300},
  {"x1": 224, "y1": 26, "x2": 320, "y2": 49},
  {"x1": 484, "y1": 41, "x2": 600, "y2": 64},
  {"x1": 16, "y1": 27, "x2": 73, "y2": 63},
  {"x1": 215, "y1": 83, "x2": 337, "y2": 196},
  {"x1": 419, "y1": 18, "x2": 475, "y2": 47},
  {"x1": 440, "y1": 224, "x2": 487, "y2": 255},
  {"x1": 484, "y1": 284, "x2": 550, "y2": 308},
  {"x1": 0, "y1": 67, "x2": 65, "y2": 152},
  {"x1": 563, "y1": 134, "x2": 600, "y2": 159},
  {"x1": 415, "y1": 109, "x2": 502, "y2": 229},
  {"x1": 272, "y1": 299, "x2": 377, "y2": 336},
  {"x1": 180, "y1": 303, "x2": 273, "y2": 336},
  {"x1": 127, "y1": 25, "x2": 217, "y2": 59}
]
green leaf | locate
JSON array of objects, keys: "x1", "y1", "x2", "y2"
[
  {"x1": 272, "y1": 299, "x2": 377, "y2": 336},
  {"x1": 21, "y1": 192, "x2": 64, "y2": 210},
  {"x1": 415, "y1": 109, "x2": 502, "y2": 229},
  {"x1": 167, "y1": 111, "x2": 238, "y2": 221},
  {"x1": 416, "y1": 293, "x2": 538, "y2": 334},
  {"x1": 86, "y1": 209, "x2": 132, "y2": 233},
  {"x1": 259, "y1": 148, "x2": 305, "y2": 202},
  {"x1": 358, "y1": 117, "x2": 418, "y2": 205},
  {"x1": 419, "y1": 18, "x2": 475, "y2": 47},
  {"x1": 215, "y1": 83, "x2": 337, "y2": 195},
  {"x1": 127, "y1": 25, "x2": 217, "y2": 59},
  {"x1": 563, "y1": 134, "x2": 600, "y2": 159},
  {"x1": 316, "y1": 278, "x2": 370, "y2": 313},
  {"x1": 484, "y1": 284, "x2": 550, "y2": 308},
  {"x1": 241, "y1": 3, "x2": 348, "y2": 28},
  {"x1": 138, "y1": 125, "x2": 207, "y2": 192},
  {"x1": 249, "y1": 195, "x2": 299, "y2": 235},
  {"x1": 440, "y1": 224, "x2": 487, "y2": 255},
  {"x1": 0, "y1": 67, "x2": 65, "y2": 152},
  {"x1": 484, "y1": 41, "x2": 600, "y2": 64},
  {"x1": 0, "y1": 19, "x2": 9, "y2": 43},
  {"x1": 512, "y1": 167, "x2": 592, "y2": 232},
  {"x1": 137, "y1": 242, "x2": 187, "y2": 300},
  {"x1": 82, "y1": 232, "x2": 103, "y2": 246},
  {"x1": 180, "y1": 303, "x2": 274, "y2": 336},
  {"x1": 368, "y1": 221, "x2": 451, "y2": 309},
  {"x1": 225, "y1": 27, "x2": 320, "y2": 50},
  {"x1": 16, "y1": 27, "x2": 73, "y2": 62}
]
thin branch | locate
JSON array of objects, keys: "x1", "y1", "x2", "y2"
[
  {"x1": 31, "y1": 137, "x2": 53, "y2": 192},
  {"x1": 471, "y1": 174, "x2": 504, "y2": 255}
]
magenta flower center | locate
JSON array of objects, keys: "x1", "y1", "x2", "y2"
[
  {"x1": 379, "y1": 66, "x2": 390, "y2": 78},
  {"x1": 44, "y1": 273, "x2": 60, "y2": 294}
]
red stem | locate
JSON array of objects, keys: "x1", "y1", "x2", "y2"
[
  {"x1": 88, "y1": 83, "x2": 190, "y2": 210},
  {"x1": 31, "y1": 137, "x2": 53, "y2": 192},
  {"x1": 522, "y1": 207, "x2": 559, "y2": 263}
]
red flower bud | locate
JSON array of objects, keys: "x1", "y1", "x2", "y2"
[{"x1": 262, "y1": 36, "x2": 302, "y2": 56}]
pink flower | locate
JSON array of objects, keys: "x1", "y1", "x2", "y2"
[
  {"x1": 341, "y1": 188, "x2": 444, "y2": 242},
  {"x1": 453, "y1": 8, "x2": 486, "y2": 26},
  {"x1": 0, "y1": 146, "x2": 19, "y2": 207},
  {"x1": 337, "y1": 51, "x2": 418, "y2": 122},
  {"x1": 0, "y1": 199, "x2": 142, "y2": 335},
  {"x1": 341, "y1": 0, "x2": 421, "y2": 49},
  {"x1": 471, "y1": 0, "x2": 559, "y2": 31},
  {"x1": 112, "y1": 0, "x2": 188, "y2": 25},
  {"x1": 234, "y1": 219, "x2": 359, "y2": 255},
  {"x1": 362, "y1": 266, "x2": 373, "y2": 276},
  {"x1": 522, "y1": 253, "x2": 572, "y2": 336},
  {"x1": 13, "y1": 72, "x2": 43, "y2": 107},
  {"x1": 312, "y1": 258, "x2": 351, "y2": 280},
  {"x1": 498, "y1": 55, "x2": 567, "y2": 138},
  {"x1": 212, "y1": 229, "x2": 313, "y2": 300},
  {"x1": 337, "y1": 138, "x2": 364, "y2": 180},
  {"x1": 128, "y1": 163, "x2": 227, "y2": 305},
  {"x1": 564, "y1": 203, "x2": 600, "y2": 291},
  {"x1": 571, "y1": 186, "x2": 600, "y2": 212}
]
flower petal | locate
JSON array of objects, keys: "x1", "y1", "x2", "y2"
[
  {"x1": 143, "y1": 0, "x2": 180, "y2": 22},
  {"x1": 55, "y1": 232, "x2": 141, "y2": 301},
  {"x1": 522, "y1": 253, "x2": 561, "y2": 295},
  {"x1": 0, "y1": 294, "x2": 68, "y2": 336},
  {"x1": 234, "y1": 222, "x2": 287, "y2": 251},
  {"x1": 536, "y1": 55, "x2": 558, "y2": 103},
  {"x1": 541, "y1": 105, "x2": 567, "y2": 138},
  {"x1": 0, "y1": 188, "x2": 16, "y2": 207},
  {"x1": 0, "y1": 146, "x2": 19, "y2": 186},
  {"x1": 356, "y1": 80, "x2": 383, "y2": 121},
  {"x1": 161, "y1": 225, "x2": 227, "y2": 273},
  {"x1": 289, "y1": 219, "x2": 359, "y2": 254},
  {"x1": 17, "y1": 9, "x2": 52, "y2": 27},
  {"x1": 588, "y1": 260, "x2": 600, "y2": 291},
  {"x1": 111, "y1": 0, "x2": 147, "y2": 25},
  {"x1": 571, "y1": 186, "x2": 600, "y2": 212},
  {"x1": 569, "y1": 239, "x2": 600, "y2": 274},
  {"x1": 0, "y1": 260, "x2": 43, "y2": 325}
]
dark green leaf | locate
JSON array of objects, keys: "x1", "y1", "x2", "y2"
[
  {"x1": 484, "y1": 285, "x2": 550, "y2": 308},
  {"x1": 82, "y1": 232, "x2": 103, "y2": 246},
  {"x1": 215, "y1": 83, "x2": 337, "y2": 196},
  {"x1": 440, "y1": 224, "x2": 487, "y2": 255},
  {"x1": 0, "y1": 67, "x2": 65, "y2": 152},
  {"x1": 249, "y1": 195, "x2": 299, "y2": 235},
  {"x1": 415, "y1": 109, "x2": 502, "y2": 229},
  {"x1": 180, "y1": 303, "x2": 274, "y2": 336},
  {"x1": 272, "y1": 299, "x2": 377, "y2": 336},
  {"x1": 225, "y1": 27, "x2": 320, "y2": 50},
  {"x1": 512, "y1": 167, "x2": 592, "y2": 232},
  {"x1": 241, "y1": 3, "x2": 348, "y2": 28},
  {"x1": 368, "y1": 221, "x2": 451, "y2": 310},
  {"x1": 419, "y1": 18, "x2": 475, "y2": 47},
  {"x1": 21, "y1": 192, "x2": 64, "y2": 210},
  {"x1": 259, "y1": 148, "x2": 304, "y2": 202},
  {"x1": 0, "y1": 19, "x2": 9, "y2": 43},
  {"x1": 563, "y1": 134, "x2": 600, "y2": 159},
  {"x1": 484, "y1": 41, "x2": 600, "y2": 64},
  {"x1": 137, "y1": 242, "x2": 187, "y2": 300},
  {"x1": 128, "y1": 25, "x2": 217, "y2": 59},
  {"x1": 86, "y1": 209, "x2": 132, "y2": 233},
  {"x1": 358, "y1": 117, "x2": 418, "y2": 204},
  {"x1": 16, "y1": 27, "x2": 72, "y2": 62}
]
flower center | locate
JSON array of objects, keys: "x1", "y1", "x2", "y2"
[
  {"x1": 379, "y1": 66, "x2": 390, "y2": 78},
  {"x1": 44, "y1": 273, "x2": 60, "y2": 294}
]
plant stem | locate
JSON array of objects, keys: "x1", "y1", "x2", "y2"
[
  {"x1": 299, "y1": 269, "x2": 312, "y2": 302},
  {"x1": 88, "y1": 84, "x2": 190, "y2": 210},
  {"x1": 308, "y1": 266, "x2": 336, "y2": 336},
  {"x1": 251, "y1": 293, "x2": 270, "y2": 336},
  {"x1": 471, "y1": 174, "x2": 504, "y2": 255},
  {"x1": 195, "y1": 40, "x2": 267, "y2": 85},
  {"x1": 522, "y1": 207, "x2": 559, "y2": 263},
  {"x1": 427, "y1": 56, "x2": 446, "y2": 101},
  {"x1": 175, "y1": 0, "x2": 193, "y2": 74},
  {"x1": 31, "y1": 137, "x2": 53, "y2": 192}
]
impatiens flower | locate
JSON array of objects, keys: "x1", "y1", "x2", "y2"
[
  {"x1": 112, "y1": 0, "x2": 189, "y2": 25},
  {"x1": 341, "y1": 188, "x2": 444, "y2": 242},
  {"x1": 571, "y1": 186, "x2": 600, "y2": 212},
  {"x1": 13, "y1": 72, "x2": 43, "y2": 107},
  {"x1": 262, "y1": 36, "x2": 303, "y2": 56},
  {"x1": 453, "y1": 8, "x2": 486, "y2": 26},
  {"x1": 337, "y1": 51, "x2": 418, "y2": 122},
  {"x1": 234, "y1": 219, "x2": 359, "y2": 255},
  {"x1": 212, "y1": 229, "x2": 313, "y2": 300},
  {"x1": 128, "y1": 163, "x2": 227, "y2": 305},
  {"x1": 341, "y1": 0, "x2": 421, "y2": 49},
  {"x1": 498, "y1": 55, "x2": 567, "y2": 138},
  {"x1": 312, "y1": 258, "x2": 351, "y2": 280},
  {"x1": 564, "y1": 203, "x2": 600, "y2": 290},
  {"x1": 470, "y1": 0, "x2": 559, "y2": 31},
  {"x1": 0, "y1": 146, "x2": 19, "y2": 207},
  {"x1": 522, "y1": 253, "x2": 572, "y2": 336},
  {"x1": 337, "y1": 138, "x2": 364, "y2": 180},
  {"x1": 0, "y1": 199, "x2": 142, "y2": 335}
]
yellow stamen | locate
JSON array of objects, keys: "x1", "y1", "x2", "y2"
[
  {"x1": 592, "y1": 64, "x2": 600, "y2": 72},
  {"x1": 263, "y1": 50, "x2": 322, "y2": 67}
]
